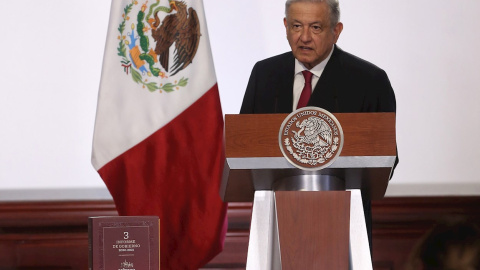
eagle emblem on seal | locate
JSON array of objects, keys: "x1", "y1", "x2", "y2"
[{"x1": 293, "y1": 116, "x2": 334, "y2": 155}]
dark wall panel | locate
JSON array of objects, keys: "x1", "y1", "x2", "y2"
[{"x1": 0, "y1": 197, "x2": 479, "y2": 269}]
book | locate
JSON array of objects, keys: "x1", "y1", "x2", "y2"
[{"x1": 88, "y1": 216, "x2": 160, "y2": 270}]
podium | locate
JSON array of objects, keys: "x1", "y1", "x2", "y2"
[{"x1": 221, "y1": 113, "x2": 396, "y2": 269}]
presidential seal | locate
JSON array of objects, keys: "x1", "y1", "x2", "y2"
[{"x1": 279, "y1": 107, "x2": 344, "y2": 170}]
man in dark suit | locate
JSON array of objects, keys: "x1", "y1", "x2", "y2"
[{"x1": 240, "y1": 0, "x2": 397, "y2": 252}]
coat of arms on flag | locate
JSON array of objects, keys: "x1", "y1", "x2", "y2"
[{"x1": 117, "y1": 0, "x2": 202, "y2": 92}]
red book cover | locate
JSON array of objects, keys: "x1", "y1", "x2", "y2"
[{"x1": 89, "y1": 216, "x2": 160, "y2": 270}]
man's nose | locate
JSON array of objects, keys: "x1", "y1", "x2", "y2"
[{"x1": 300, "y1": 27, "x2": 312, "y2": 42}]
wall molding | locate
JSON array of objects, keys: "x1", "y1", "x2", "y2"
[{"x1": 1, "y1": 196, "x2": 479, "y2": 269}]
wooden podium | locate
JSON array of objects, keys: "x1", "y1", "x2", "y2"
[{"x1": 221, "y1": 113, "x2": 396, "y2": 269}]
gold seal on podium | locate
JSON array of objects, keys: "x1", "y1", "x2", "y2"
[{"x1": 279, "y1": 107, "x2": 344, "y2": 170}]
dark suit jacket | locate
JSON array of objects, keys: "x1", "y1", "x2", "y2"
[
  {"x1": 240, "y1": 45, "x2": 398, "y2": 170},
  {"x1": 240, "y1": 45, "x2": 398, "y2": 250},
  {"x1": 240, "y1": 45, "x2": 396, "y2": 114}
]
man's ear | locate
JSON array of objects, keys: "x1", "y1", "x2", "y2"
[{"x1": 333, "y1": 22, "x2": 343, "y2": 42}]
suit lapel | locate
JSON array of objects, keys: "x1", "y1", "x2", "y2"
[
  {"x1": 274, "y1": 53, "x2": 295, "y2": 113},
  {"x1": 308, "y1": 46, "x2": 344, "y2": 112}
]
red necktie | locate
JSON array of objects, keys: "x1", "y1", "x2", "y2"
[{"x1": 297, "y1": 70, "x2": 313, "y2": 109}]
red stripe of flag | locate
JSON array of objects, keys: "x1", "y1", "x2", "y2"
[{"x1": 99, "y1": 85, "x2": 227, "y2": 269}]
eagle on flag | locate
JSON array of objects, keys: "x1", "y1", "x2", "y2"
[{"x1": 151, "y1": 1, "x2": 200, "y2": 76}]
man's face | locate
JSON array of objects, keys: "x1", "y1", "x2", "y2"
[{"x1": 284, "y1": 2, "x2": 343, "y2": 69}]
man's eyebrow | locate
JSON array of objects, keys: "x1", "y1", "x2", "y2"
[{"x1": 290, "y1": 19, "x2": 323, "y2": 25}]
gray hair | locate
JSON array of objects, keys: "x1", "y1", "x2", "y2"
[{"x1": 285, "y1": 0, "x2": 340, "y2": 29}]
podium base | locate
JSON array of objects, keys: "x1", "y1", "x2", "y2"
[{"x1": 246, "y1": 189, "x2": 372, "y2": 270}]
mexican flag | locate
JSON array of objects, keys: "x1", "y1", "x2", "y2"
[{"x1": 91, "y1": 0, "x2": 227, "y2": 268}]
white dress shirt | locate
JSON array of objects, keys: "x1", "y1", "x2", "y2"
[{"x1": 292, "y1": 45, "x2": 335, "y2": 110}]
